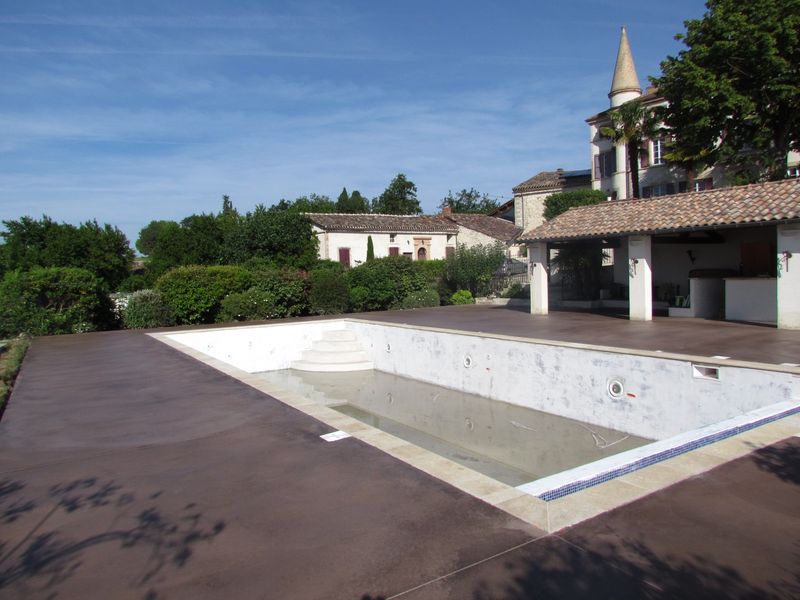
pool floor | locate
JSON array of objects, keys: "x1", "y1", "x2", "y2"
[{"x1": 258, "y1": 369, "x2": 652, "y2": 486}]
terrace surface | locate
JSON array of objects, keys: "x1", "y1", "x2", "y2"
[{"x1": 0, "y1": 307, "x2": 798, "y2": 599}]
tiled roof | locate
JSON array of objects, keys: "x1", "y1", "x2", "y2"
[
  {"x1": 306, "y1": 213, "x2": 458, "y2": 233},
  {"x1": 520, "y1": 178, "x2": 800, "y2": 242},
  {"x1": 443, "y1": 213, "x2": 522, "y2": 242},
  {"x1": 512, "y1": 169, "x2": 592, "y2": 194}
]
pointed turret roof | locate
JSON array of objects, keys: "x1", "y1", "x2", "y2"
[{"x1": 608, "y1": 27, "x2": 641, "y2": 104}]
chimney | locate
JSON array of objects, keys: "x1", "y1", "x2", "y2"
[{"x1": 442, "y1": 205, "x2": 452, "y2": 215}]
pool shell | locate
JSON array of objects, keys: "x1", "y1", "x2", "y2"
[{"x1": 153, "y1": 318, "x2": 800, "y2": 533}]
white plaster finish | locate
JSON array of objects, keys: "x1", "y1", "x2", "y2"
[
  {"x1": 315, "y1": 229, "x2": 453, "y2": 265},
  {"x1": 628, "y1": 235, "x2": 652, "y2": 321},
  {"x1": 725, "y1": 278, "x2": 777, "y2": 323},
  {"x1": 777, "y1": 224, "x2": 800, "y2": 329},
  {"x1": 528, "y1": 242, "x2": 549, "y2": 315},
  {"x1": 345, "y1": 320, "x2": 797, "y2": 441},
  {"x1": 162, "y1": 320, "x2": 348, "y2": 373}
]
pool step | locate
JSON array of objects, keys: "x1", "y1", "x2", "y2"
[{"x1": 291, "y1": 329, "x2": 373, "y2": 372}]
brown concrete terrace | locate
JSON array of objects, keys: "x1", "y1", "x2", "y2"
[{"x1": 0, "y1": 306, "x2": 798, "y2": 599}]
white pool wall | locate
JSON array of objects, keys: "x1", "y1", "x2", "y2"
[
  {"x1": 347, "y1": 320, "x2": 797, "y2": 440},
  {"x1": 163, "y1": 318, "x2": 798, "y2": 441},
  {"x1": 165, "y1": 320, "x2": 347, "y2": 373}
]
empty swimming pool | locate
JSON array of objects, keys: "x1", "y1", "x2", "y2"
[{"x1": 259, "y1": 369, "x2": 652, "y2": 486}]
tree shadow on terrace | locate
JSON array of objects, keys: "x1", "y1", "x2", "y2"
[
  {"x1": 0, "y1": 476, "x2": 226, "y2": 599},
  {"x1": 749, "y1": 438, "x2": 800, "y2": 486}
]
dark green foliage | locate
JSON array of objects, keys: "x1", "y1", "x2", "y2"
[
  {"x1": 450, "y1": 290, "x2": 475, "y2": 305},
  {"x1": 400, "y1": 287, "x2": 440, "y2": 309},
  {"x1": 122, "y1": 289, "x2": 175, "y2": 329},
  {"x1": 117, "y1": 272, "x2": 154, "y2": 293},
  {"x1": 270, "y1": 194, "x2": 336, "y2": 213},
  {"x1": 216, "y1": 288, "x2": 281, "y2": 323},
  {"x1": 347, "y1": 256, "x2": 428, "y2": 311},
  {"x1": 223, "y1": 206, "x2": 319, "y2": 269},
  {"x1": 248, "y1": 268, "x2": 309, "y2": 317},
  {"x1": 155, "y1": 265, "x2": 252, "y2": 324},
  {"x1": 371, "y1": 174, "x2": 421, "y2": 215},
  {"x1": 543, "y1": 190, "x2": 608, "y2": 221},
  {"x1": 145, "y1": 215, "x2": 224, "y2": 277},
  {"x1": 336, "y1": 188, "x2": 370, "y2": 213},
  {"x1": 502, "y1": 283, "x2": 528, "y2": 299},
  {"x1": 442, "y1": 243, "x2": 506, "y2": 297},
  {"x1": 308, "y1": 269, "x2": 351, "y2": 315},
  {"x1": 366, "y1": 236, "x2": 375, "y2": 262},
  {"x1": 0, "y1": 267, "x2": 115, "y2": 336},
  {"x1": 1, "y1": 216, "x2": 133, "y2": 290},
  {"x1": 599, "y1": 99, "x2": 659, "y2": 198},
  {"x1": 136, "y1": 220, "x2": 175, "y2": 256},
  {"x1": 438, "y1": 188, "x2": 499, "y2": 214},
  {"x1": 653, "y1": 0, "x2": 800, "y2": 182},
  {"x1": 416, "y1": 259, "x2": 445, "y2": 285}
]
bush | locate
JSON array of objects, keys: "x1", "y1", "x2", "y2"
[
  {"x1": 400, "y1": 287, "x2": 440, "y2": 309},
  {"x1": 155, "y1": 265, "x2": 252, "y2": 324},
  {"x1": 502, "y1": 282, "x2": 528, "y2": 299},
  {"x1": 349, "y1": 286, "x2": 370, "y2": 312},
  {"x1": 308, "y1": 269, "x2": 350, "y2": 315},
  {"x1": 217, "y1": 288, "x2": 281, "y2": 323},
  {"x1": 123, "y1": 290, "x2": 175, "y2": 329},
  {"x1": 450, "y1": 290, "x2": 474, "y2": 305},
  {"x1": 0, "y1": 267, "x2": 115, "y2": 336},
  {"x1": 442, "y1": 243, "x2": 506, "y2": 297},
  {"x1": 248, "y1": 268, "x2": 309, "y2": 317},
  {"x1": 117, "y1": 272, "x2": 153, "y2": 293},
  {"x1": 417, "y1": 259, "x2": 445, "y2": 284},
  {"x1": 347, "y1": 256, "x2": 428, "y2": 312}
]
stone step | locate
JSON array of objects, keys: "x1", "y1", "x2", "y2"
[
  {"x1": 299, "y1": 349, "x2": 371, "y2": 364},
  {"x1": 292, "y1": 360, "x2": 374, "y2": 372},
  {"x1": 311, "y1": 339, "x2": 364, "y2": 353},
  {"x1": 320, "y1": 329, "x2": 358, "y2": 342}
]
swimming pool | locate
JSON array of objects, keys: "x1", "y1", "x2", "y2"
[{"x1": 154, "y1": 317, "x2": 800, "y2": 530}]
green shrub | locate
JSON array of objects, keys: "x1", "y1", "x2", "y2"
[
  {"x1": 349, "y1": 286, "x2": 370, "y2": 312},
  {"x1": 502, "y1": 282, "x2": 528, "y2": 299},
  {"x1": 442, "y1": 243, "x2": 506, "y2": 297},
  {"x1": 400, "y1": 287, "x2": 440, "y2": 309},
  {"x1": 308, "y1": 269, "x2": 350, "y2": 315},
  {"x1": 417, "y1": 259, "x2": 445, "y2": 284},
  {"x1": 0, "y1": 267, "x2": 115, "y2": 336},
  {"x1": 155, "y1": 265, "x2": 252, "y2": 324},
  {"x1": 450, "y1": 290, "x2": 474, "y2": 305},
  {"x1": 249, "y1": 268, "x2": 309, "y2": 317},
  {"x1": 347, "y1": 256, "x2": 428, "y2": 312},
  {"x1": 118, "y1": 272, "x2": 153, "y2": 293},
  {"x1": 217, "y1": 288, "x2": 281, "y2": 323},
  {"x1": 123, "y1": 290, "x2": 175, "y2": 329}
]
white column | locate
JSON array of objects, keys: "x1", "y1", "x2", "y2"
[
  {"x1": 628, "y1": 235, "x2": 652, "y2": 321},
  {"x1": 528, "y1": 242, "x2": 549, "y2": 316},
  {"x1": 777, "y1": 224, "x2": 800, "y2": 329}
]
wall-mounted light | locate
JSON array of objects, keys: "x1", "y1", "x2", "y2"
[{"x1": 687, "y1": 250, "x2": 697, "y2": 264}]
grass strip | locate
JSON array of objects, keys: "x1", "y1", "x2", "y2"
[{"x1": 0, "y1": 335, "x2": 31, "y2": 413}]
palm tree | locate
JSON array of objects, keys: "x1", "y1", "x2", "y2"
[{"x1": 600, "y1": 99, "x2": 658, "y2": 198}]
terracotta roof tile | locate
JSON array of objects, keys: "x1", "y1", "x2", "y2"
[
  {"x1": 520, "y1": 179, "x2": 800, "y2": 242},
  {"x1": 443, "y1": 213, "x2": 522, "y2": 242},
  {"x1": 512, "y1": 169, "x2": 592, "y2": 194},
  {"x1": 306, "y1": 213, "x2": 458, "y2": 234}
]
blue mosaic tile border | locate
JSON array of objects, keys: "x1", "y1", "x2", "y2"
[{"x1": 537, "y1": 404, "x2": 800, "y2": 502}]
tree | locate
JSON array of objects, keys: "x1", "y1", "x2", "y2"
[
  {"x1": 366, "y1": 235, "x2": 375, "y2": 261},
  {"x1": 336, "y1": 187, "x2": 370, "y2": 213},
  {"x1": 271, "y1": 194, "x2": 336, "y2": 213},
  {"x1": 371, "y1": 174, "x2": 421, "y2": 215},
  {"x1": 1, "y1": 215, "x2": 133, "y2": 290},
  {"x1": 136, "y1": 220, "x2": 175, "y2": 256},
  {"x1": 438, "y1": 188, "x2": 499, "y2": 214},
  {"x1": 442, "y1": 242, "x2": 506, "y2": 297},
  {"x1": 543, "y1": 189, "x2": 608, "y2": 220},
  {"x1": 599, "y1": 99, "x2": 658, "y2": 198},
  {"x1": 653, "y1": 0, "x2": 800, "y2": 182}
]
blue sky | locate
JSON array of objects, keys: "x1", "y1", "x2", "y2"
[{"x1": 0, "y1": 0, "x2": 706, "y2": 245}]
